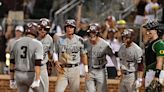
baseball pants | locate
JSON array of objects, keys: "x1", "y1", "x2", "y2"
[
  {"x1": 85, "y1": 68, "x2": 107, "y2": 92},
  {"x1": 119, "y1": 73, "x2": 136, "y2": 92},
  {"x1": 55, "y1": 66, "x2": 80, "y2": 92},
  {"x1": 15, "y1": 71, "x2": 44, "y2": 92},
  {"x1": 29, "y1": 64, "x2": 49, "y2": 92}
]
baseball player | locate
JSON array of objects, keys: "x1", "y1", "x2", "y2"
[
  {"x1": 37, "y1": 18, "x2": 53, "y2": 92},
  {"x1": 53, "y1": 19, "x2": 88, "y2": 92},
  {"x1": 9, "y1": 22, "x2": 44, "y2": 92},
  {"x1": 84, "y1": 23, "x2": 118, "y2": 92},
  {"x1": 118, "y1": 29, "x2": 143, "y2": 92},
  {"x1": 142, "y1": 19, "x2": 164, "y2": 92}
]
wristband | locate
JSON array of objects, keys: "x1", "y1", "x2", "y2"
[
  {"x1": 155, "y1": 69, "x2": 161, "y2": 78},
  {"x1": 84, "y1": 65, "x2": 88, "y2": 73},
  {"x1": 53, "y1": 52, "x2": 58, "y2": 62},
  {"x1": 10, "y1": 69, "x2": 14, "y2": 72}
]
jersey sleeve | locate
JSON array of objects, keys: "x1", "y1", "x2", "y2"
[
  {"x1": 49, "y1": 38, "x2": 54, "y2": 54},
  {"x1": 153, "y1": 40, "x2": 164, "y2": 57},
  {"x1": 35, "y1": 41, "x2": 44, "y2": 60},
  {"x1": 79, "y1": 38, "x2": 87, "y2": 55},
  {"x1": 135, "y1": 46, "x2": 143, "y2": 63}
]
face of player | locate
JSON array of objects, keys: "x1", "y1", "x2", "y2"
[
  {"x1": 65, "y1": 26, "x2": 75, "y2": 35},
  {"x1": 146, "y1": 29, "x2": 157, "y2": 40},
  {"x1": 38, "y1": 27, "x2": 47, "y2": 38},
  {"x1": 88, "y1": 31, "x2": 98, "y2": 42},
  {"x1": 122, "y1": 36, "x2": 131, "y2": 46}
]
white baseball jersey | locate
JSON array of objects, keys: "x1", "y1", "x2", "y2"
[
  {"x1": 38, "y1": 34, "x2": 53, "y2": 64},
  {"x1": 54, "y1": 34, "x2": 86, "y2": 64},
  {"x1": 85, "y1": 38, "x2": 114, "y2": 68},
  {"x1": 118, "y1": 42, "x2": 142, "y2": 72},
  {"x1": 10, "y1": 36, "x2": 43, "y2": 72}
]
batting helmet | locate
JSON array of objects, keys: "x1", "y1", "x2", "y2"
[
  {"x1": 87, "y1": 23, "x2": 101, "y2": 36},
  {"x1": 26, "y1": 22, "x2": 38, "y2": 37},
  {"x1": 64, "y1": 19, "x2": 76, "y2": 28},
  {"x1": 122, "y1": 29, "x2": 135, "y2": 38},
  {"x1": 38, "y1": 18, "x2": 51, "y2": 32},
  {"x1": 64, "y1": 19, "x2": 76, "y2": 33}
]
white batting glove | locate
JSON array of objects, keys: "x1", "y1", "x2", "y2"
[
  {"x1": 10, "y1": 80, "x2": 17, "y2": 89},
  {"x1": 135, "y1": 78, "x2": 142, "y2": 88},
  {"x1": 31, "y1": 80, "x2": 40, "y2": 88}
]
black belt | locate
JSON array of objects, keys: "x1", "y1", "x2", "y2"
[
  {"x1": 60, "y1": 63, "x2": 79, "y2": 68},
  {"x1": 15, "y1": 69, "x2": 34, "y2": 72},
  {"x1": 92, "y1": 65, "x2": 105, "y2": 69},
  {"x1": 122, "y1": 70, "x2": 134, "y2": 75}
]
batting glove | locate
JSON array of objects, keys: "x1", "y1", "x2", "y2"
[
  {"x1": 135, "y1": 78, "x2": 142, "y2": 88},
  {"x1": 31, "y1": 80, "x2": 40, "y2": 88},
  {"x1": 10, "y1": 80, "x2": 17, "y2": 89}
]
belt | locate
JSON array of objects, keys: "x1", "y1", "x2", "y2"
[
  {"x1": 60, "y1": 63, "x2": 79, "y2": 68},
  {"x1": 15, "y1": 69, "x2": 34, "y2": 72},
  {"x1": 92, "y1": 65, "x2": 105, "y2": 69},
  {"x1": 122, "y1": 70, "x2": 134, "y2": 75}
]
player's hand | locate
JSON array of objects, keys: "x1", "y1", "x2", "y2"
[
  {"x1": 116, "y1": 70, "x2": 122, "y2": 79},
  {"x1": 10, "y1": 79, "x2": 17, "y2": 89},
  {"x1": 84, "y1": 72, "x2": 90, "y2": 81},
  {"x1": 54, "y1": 61, "x2": 65, "y2": 74},
  {"x1": 135, "y1": 78, "x2": 143, "y2": 88},
  {"x1": 31, "y1": 80, "x2": 40, "y2": 88}
]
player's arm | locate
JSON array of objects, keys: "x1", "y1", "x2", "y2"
[
  {"x1": 153, "y1": 41, "x2": 164, "y2": 79},
  {"x1": 10, "y1": 59, "x2": 15, "y2": 80},
  {"x1": 106, "y1": 46, "x2": 119, "y2": 70},
  {"x1": 81, "y1": 53, "x2": 88, "y2": 73},
  {"x1": 35, "y1": 42, "x2": 44, "y2": 81}
]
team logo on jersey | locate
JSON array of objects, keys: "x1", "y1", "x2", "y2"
[{"x1": 159, "y1": 50, "x2": 164, "y2": 54}]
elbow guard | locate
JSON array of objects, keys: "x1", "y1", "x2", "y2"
[
  {"x1": 10, "y1": 59, "x2": 15, "y2": 64},
  {"x1": 137, "y1": 62, "x2": 144, "y2": 71},
  {"x1": 35, "y1": 59, "x2": 42, "y2": 66}
]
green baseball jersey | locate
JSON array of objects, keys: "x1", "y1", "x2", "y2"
[
  {"x1": 152, "y1": 40, "x2": 164, "y2": 57},
  {"x1": 10, "y1": 36, "x2": 44, "y2": 72},
  {"x1": 144, "y1": 40, "x2": 164, "y2": 76}
]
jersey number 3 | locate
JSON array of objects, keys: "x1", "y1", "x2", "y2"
[{"x1": 21, "y1": 46, "x2": 27, "y2": 58}]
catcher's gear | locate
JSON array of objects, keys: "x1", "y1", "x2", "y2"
[
  {"x1": 87, "y1": 23, "x2": 101, "y2": 36},
  {"x1": 26, "y1": 22, "x2": 38, "y2": 37},
  {"x1": 143, "y1": 19, "x2": 164, "y2": 37},
  {"x1": 10, "y1": 80, "x2": 17, "y2": 89},
  {"x1": 38, "y1": 18, "x2": 51, "y2": 33},
  {"x1": 143, "y1": 19, "x2": 159, "y2": 30},
  {"x1": 31, "y1": 80, "x2": 40, "y2": 88},
  {"x1": 146, "y1": 80, "x2": 162, "y2": 92}
]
